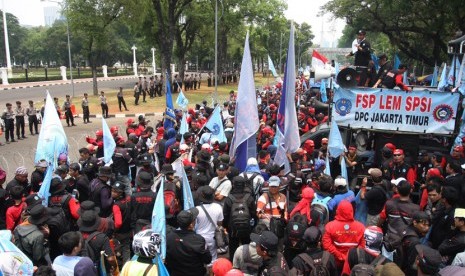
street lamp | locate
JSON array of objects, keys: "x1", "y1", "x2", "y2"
[
  {"x1": 131, "y1": 45, "x2": 138, "y2": 76},
  {"x1": 41, "y1": 0, "x2": 74, "y2": 97},
  {"x1": 2, "y1": 0, "x2": 12, "y2": 78},
  {"x1": 298, "y1": 41, "x2": 312, "y2": 68},
  {"x1": 214, "y1": 0, "x2": 218, "y2": 105},
  {"x1": 151, "y1": 47, "x2": 156, "y2": 75}
]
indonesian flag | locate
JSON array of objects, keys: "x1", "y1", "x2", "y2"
[{"x1": 312, "y1": 50, "x2": 329, "y2": 70}]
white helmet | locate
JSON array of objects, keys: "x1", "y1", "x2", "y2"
[{"x1": 132, "y1": 229, "x2": 161, "y2": 258}]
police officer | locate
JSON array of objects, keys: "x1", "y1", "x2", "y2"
[
  {"x1": 14, "y1": 101, "x2": 26, "y2": 140},
  {"x1": 25, "y1": 100, "x2": 39, "y2": 136},
  {"x1": 2, "y1": 103, "x2": 16, "y2": 143},
  {"x1": 62, "y1": 95, "x2": 76, "y2": 127},
  {"x1": 347, "y1": 30, "x2": 371, "y2": 86},
  {"x1": 81, "y1": 93, "x2": 91, "y2": 124}
]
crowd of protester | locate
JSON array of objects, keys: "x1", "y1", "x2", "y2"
[{"x1": 1, "y1": 76, "x2": 465, "y2": 276}]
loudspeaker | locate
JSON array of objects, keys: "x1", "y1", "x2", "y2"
[
  {"x1": 314, "y1": 68, "x2": 334, "y2": 81},
  {"x1": 337, "y1": 67, "x2": 358, "y2": 88}
]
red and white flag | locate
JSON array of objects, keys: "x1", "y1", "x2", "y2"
[{"x1": 312, "y1": 50, "x2": 329, "y2": 69}]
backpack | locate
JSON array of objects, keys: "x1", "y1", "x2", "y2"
[
  {"x1": 164, "y1": 181, "x2": 180, "y2": 216},
  {"x1": 311, "y1": 194, "x2": 331, "y2": 226},
  {"x1": 229, "y1": 194, "x2": 252, "y2": 237},
  {"x1": 241, "y1": 244, "x2": 261, "y2": 275},
  {"x1": 350, "y1": 249, "x2": 386, "y2": 276},
  {"x1": 242, "y1": 172, "x2": 259, "y2": 198},
  {"x1": 289, "y1": 251, "x2": 331, "y2": 276},
  {"x1": 83, "y1": 231, "x2": 104, "y2": 263},
  {"x1": 47, "y1": 195, "x2": 72, "y2": 239}
]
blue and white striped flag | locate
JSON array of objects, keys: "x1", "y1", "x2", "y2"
[
  {"x1": 151, "y1": 177, "x2": 166, "y2": 259},
  {"x1": 102, "y1": 118, "x2": 116, "y2": 165}
]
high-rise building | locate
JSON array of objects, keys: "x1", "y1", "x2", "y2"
[{"x1": 43, "y1": 6, "x2": 61, "y2": 27}]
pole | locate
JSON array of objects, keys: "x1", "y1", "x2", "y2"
[
  {"x1": 279, "y1": 33, "x2": 283, "y2": 75},
  {"x1": 132, "y1": 45, "x2": 138, "y2": 76},
  {"x1": 151, "y1": 47, "x2": 156, "y2": 75},
  {"x1": 2, "y1": 0, "x2": 12, "y2": 78},
  {"x1": 214, "y1": 0, "x2": 218, "y2": 105},
  {"x1": 65, "y1": 4, "x2": 74, "y2": 97}
]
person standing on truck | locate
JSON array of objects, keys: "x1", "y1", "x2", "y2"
[
  {"x1": 346, "y1": 29, "x2": 371, "y2": 87},
  {"x1": 381, "y1": 64, "x2": 412, "y2": 92}
]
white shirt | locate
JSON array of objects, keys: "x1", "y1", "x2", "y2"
[
  {"x1": 209, "y1": 176, "x2": 232, "y2": 205},
  {"x1": 196, "y1": 202, "x2": 223, "y2": 240},
  {"x1": 52, "y1": 255, "x2": 82, "y2": 276}
]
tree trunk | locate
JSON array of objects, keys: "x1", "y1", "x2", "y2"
[{"x1": 92, "y1": 66, "x2": 98, "y2": 96}]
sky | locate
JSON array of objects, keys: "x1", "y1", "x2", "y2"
[{"x1": 4, "y1": 0, "x2": 345, "y2": 46}]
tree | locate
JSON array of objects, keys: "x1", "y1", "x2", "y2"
[
  {"x1": 0, "y1": 11, "x2": 27, "y2": 67},
  {"x1": 67, "y1": 0, "x2": 124, "y2": 95},
  {"x1": 323, "y1": 0, "x2": 465, "y2": 65}
]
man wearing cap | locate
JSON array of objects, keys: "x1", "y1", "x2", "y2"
[
  {"x1": 30, "y1": 160, "x2": 48, "y2": 193},
  {"x1": 25, "y1": 100, "x2": 39, "y2": 136},
  {"x1": 328, "y1": 176, "x2": 355, "y2": 212},
  {"x1": 6, "y1": 166, "x2": 30, "y2": 195},
  {"x1": 391, "y1": 148, "x2": 415, "y2": 184},
  {"x1": 79, "y1": 147, "x2": 99, "y2": 181},
  {"x1": 361, "y1": 168, "x2": 387, "y2": 226},
  {"x1": 256, "y1": 176, "x2": 288, "y2": 229},
  {"x1": 438, "y1": 208, "x2": 465, "y2": 264},
  {"x1": 166, "y1": 207, "x2": 212, "y2": 275},
  {"x1": 195, "y1": 186, "x2": 224, "y2": 262},
  {"x1": 415, "y1": 150, "x2": 433, "y2": 184},
  {"x1": 372, "y1": 53, "x2": 392, "y2": 88},
  {"x1": 14, "y1": 204, "x2": 50, "y2": 266},
  {"x1": 252, "y1": 230, "x2": 288, "y2": 275},
  {"x1": 130, "y1": 171, "x2": 156, "y2": 233},
  {"x1": 292, "y1": 226, "x2": 337, "y2": 275},
  {"x1": 160, "y1": 164, "x2": 181, "y2": 215},
  {"x1": 2, "y1": 103, "x2": 16, "y2": 143},
  {"x1": 112, "y1": 138, "x2": 133, "y2": 196},
  {"x1": 62, "y1": 95, "x2": 76, "y2": 127},
  {"x1": 398, "y1": 211, "x2": 431, "y2": 274},
  {"x1": 14, "y1": 100, "x2": 27, "y2": 140},
  {"x1": 68, "y1": 162, "x2": 90, "y2": 202},
  {"x1": 346, "y1": 30, "x2": 371, "y2": 86},
  {"x1": 48, "y1": 177, "x2": 80, "y2": 220},
  {"x1": 415, "y1": 245, "x2": 443, "y2": 276},
  {"x1": 209, "y1": 162, "x2": 232, "y2": 205},
  {"x1": 89, "y1": 166, "x2": 113, "y2": 218},
  {"x1": 111, "y1": 181, "x2": 132, "y2": 265},
  {"x1": 240, "y1": 157, "x2": 265, "y2": 198}
]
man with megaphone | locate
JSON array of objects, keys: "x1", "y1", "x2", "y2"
[{"x1": 346, "y1": 29, "x2": 372, "y2": 86}]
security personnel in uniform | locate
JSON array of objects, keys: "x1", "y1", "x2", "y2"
[
  {"x1": 14, "y1": 101, "x2": 26, "y2": 140},
  {"x1": 2, "y1": 103, "x2": 16, "y2": 143},
  {"x1": 62, "y1": 95, "x2": 76, "y2": 127},
  {"x1": 25, "y1": 100, "x2": 39, "y2": 135}
]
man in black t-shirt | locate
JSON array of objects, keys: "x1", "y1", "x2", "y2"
[
  {"x1": 361, "y1": 168, "x2": 387, "y2": 226},
  {"x1": 346, "y1": 30, "x2": 371, "y2": 86}
]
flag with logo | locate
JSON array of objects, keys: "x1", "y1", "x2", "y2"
[
  {"x1": 0, "y1": 230, "x2": 34, "y2": 275},
  {"x1": 164, "y1": 72, "x2": 176, "y2": 129},
  {"x1": 176, "y1": 89, "x2": 189, "y2": 109},
  {"x1": 151, "y1": 177, "x2": 166, "y2": 259},
  {"x1": 230, "y1": 32, "x2": 260, "y2": 172},
  {"x1": 38, "y1": 166, "x2": 53, "y2": 206},
  {"x1": 268, "y1": 55, "x2": 279, "y2": 77},
  {"x1": 35, "y1": 91, "x2": 68, "y2": 168},
  {"x1": 182, "y1": 166, "x2": 195, "y2": 210},
  {"x1": 447, "y1": 56, "x2": 460, "y2": 87},
  {"x1": 102, "y1": 118, "x2": 116, "y2": 165},
  {"x1": 274, "y1": 23, "x2": 300, "y2": 174},
  {"x1": 205, "y1": 105, "x2": 226, "y2": 143}
]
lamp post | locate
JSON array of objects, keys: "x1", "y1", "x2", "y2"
[
  {"x1": 131, "y1": 45, "x2": 138, "y2": 76},
  {"x1": 214, "y1": 0, "x2": 218, "y2": 105},
  {"x1": 151, "y1": 47, "x2": 156, "y2": 75},
  {"x1": 41, "y1": 0, "x2": 74, "y2": 97},
  {"x1": 2, "y1": 0, "x2": 12, "y2": 78}
]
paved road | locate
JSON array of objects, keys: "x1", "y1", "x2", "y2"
[
  {"x1": 0, "y1": 76, "x2": 138, "y2": 104},
  {"x1": 0, "y1": 114, "x2": 162, "y2": 185}
]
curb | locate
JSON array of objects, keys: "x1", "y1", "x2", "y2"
[
  {"x1": 1, "y1": 76, "x2": 137, "y2": 91},
  {"x1": 77, "y1": 112, "x2": 163, "y2": 118}
]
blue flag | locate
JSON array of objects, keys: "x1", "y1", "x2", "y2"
[
  {"x1": 393, "y1": 54, "x2": 401, "y2": 70},
  {"x1": 328, "y1": 118, "x2": 344, "y2": 157},
  {"x1": 403, "y1": 71, "x2": 409, "y2": 85},
  {"x1": 431, "y1": 65, "x2": 438, "y2": 87},
  {"x1": 152, "y1": 177, "x2": 166, "y2": 259},
  {"x1": 324, "y1": 155, "x2": 331, "y2": 175},
  {"x1": 157, "y1": 254, "x2": 170, "y2": 276},
  {"x1": 0, "y1": 230, "x2": 34, "y2": 275},
  {"x1": 335, "y1": 62, "x2": 340, "y2": 77},
  {"x1": 438, "y1": 63, "x2": 448, "y2": 91},
  {"x1": 102, "y1": 118, "x2": 116, "y2": 165},
  {"x1": 371, "y1": 54, "x2": 379, "y2": 71},
  {"x1": 230, "y1": 32, "x2": 259, "y2": 172},
  {"x1": 340, "y1": 157, "x2": 348, "y2": 180},
  {"x1": 38, "y1": 166, "x2": 54, "y2": 206},
  {"x1": 179, "y1": 111, "x2": 189, "y2": 144},
  {"x1": 205, "y1": 105, "x2": 227, "y2": 143},
  {"x1": 35, "y1": 91, "x2": 68, "y2": 169},
  {"x1": 164, "y1": 72, "x2": 176, "y2": 129},
  {"x1": 320, "y1": 78, "x2": 327, "y2": 102},
  {"x1": 274, "y1": 23, "x2": 300, "y2": 174},
  {"x1": 448, "y1": 56, "x2": 460, "y2": 86},
  {"x1": 176, "y1": 89, "x2": 189, "y2": 109},
  {"x1": 182, "y1": 167, "x2": 195, "y2": 210},
  {"x1": 268, "y1": 54, "x2": 278, "y2": 77}
]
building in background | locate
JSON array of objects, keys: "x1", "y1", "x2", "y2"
[{"x1": 43, "y1": 6, "x2": 60, "y2": 27}]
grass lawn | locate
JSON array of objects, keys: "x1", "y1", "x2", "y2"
[{"x1": 80, "y1": 74, "x2": 273, "y2": 115}]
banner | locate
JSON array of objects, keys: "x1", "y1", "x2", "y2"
[{"x1": 332, "y1": 87, "x2": 459, "y2": 134}]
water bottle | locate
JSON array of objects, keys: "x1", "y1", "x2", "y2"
[
  {"x1": 250, "y1": 218, "x2": 255, "y2": 227},
  {"x1": 71, "y1": 189, "x2": 78, "y2": 199}
]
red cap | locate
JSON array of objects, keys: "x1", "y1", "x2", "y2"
[
  {"x1": 393, "y1": 149, "x2": 404, "y2": 155},
  {"x1": 308, "y1": 107, "x2": 315, "y2": 114},
  {"x1": 110, "y1": 126, "x2": 118, "y2": 134},
  {"x1": 304, "y1": 140, "x2": 315, "y2": 147},
  {"x1": 269, "y1": 104, "x2": 276, "y2": 110},
  {"x1": 427, "y1": 168, "x2": 442, "y2": 178},
  {"x1": 126, "y1": 118, "x2": 134, "y2": 126},
  {"x1": 384, "y1": 143, "x2": 396, "y2": 152},
  {"x1": 95, "y1": 130, "x2": 103, "y2": 136},
  {"x1": 212, "y1": 258, "x2": 232, "y2": 276}
]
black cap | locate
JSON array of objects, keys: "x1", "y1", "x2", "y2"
[
  {"x1": 54, "y1": 164, "x2": 69, "y2": 175},
  {"x1": 217, "y1": 163, "x2": 229, "y2": 171},
  {"x1": 418, "y1": 150, "x2": 428, "y2": 157},
  {"x1": 302, "y1": 226, "x2": 322, "y2": 244},
  {"x1": 28, "y1": 204, "x2": 49, "y2": 225},
  {"x1": 177, "y1": 207, "x2": 199, "y2": 228},
  {"x1": 69, "y1": 163, "x2": 81, "y2": 172},
  {"x1": 432, "y1": 151, "x2": 443, "y2": 159},
  {"x1": 413, "y1": 211, "x2": 430, "y2": 222},
  {"x1": 357, "y1": 29, "x2": 366, "y2": 35},
  {"x1": 377, "y1": 53, "x2": 387, "y2": 60},
  {"x1": 250, "y1": 231, "x2": 279, "y2": 252},
  {"x1": 25, "y1": 194, "x2": 42, "y2": 211},
  {"x1": 137, "y1": 171, "x2": 154, "y2": 187},
  {"x1": 112, "y1": 182, "x2": 126, "y2": 193},
  {"x1": 415, "y1": 245, "x2": 442, "y2": 274},
  {"x1": 78, "y1": 200, "x2": 100, "y2": 215}
]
